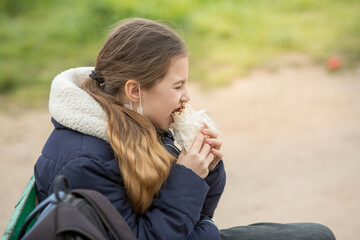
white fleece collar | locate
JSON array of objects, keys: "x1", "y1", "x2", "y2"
[{"x1": 49, "y1": 67, "x2": 109, "y2": 142}]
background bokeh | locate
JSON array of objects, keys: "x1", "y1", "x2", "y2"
[
  {"x1": 0, "y1": 0, "x2": 359, "y2": 107},
  {"x1": 1, "y1": 1, "x2": 360, "y2": 239}
]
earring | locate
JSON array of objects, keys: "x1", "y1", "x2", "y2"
[
  {"x1": 137, "y1": 83, "x2": 143, "y2": 115},
  {"x1": 124, "y1": 102, "x2": 133, "y2": 110},
  {"x1": 124, "y1": 101, "x2": 143, "y2": 115},
  {"x1": 124, "y1": 83, "x2": 143, "y2": 115},
  {"x1": 137, "y1": 106, "x2": 143, "y2": 115}
]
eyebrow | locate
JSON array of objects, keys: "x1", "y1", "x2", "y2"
[{"x1": 173, "y1": 79, "x2": 186, "y2": 85}]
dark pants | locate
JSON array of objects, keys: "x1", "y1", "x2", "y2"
[{"x1": 220, "y1": 222, "x2": 336, "y2": 240}]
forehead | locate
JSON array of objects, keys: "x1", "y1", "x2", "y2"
[{"x1": 162, "y1": 56, "x2": 189, "y2": 84}]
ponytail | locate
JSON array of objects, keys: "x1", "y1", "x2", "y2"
[
  {"x1": 81, "y1": 78, "x2": 176, "y2": 214},
  {"x1": 81, "y1": 18, "x2": 187, "y2": 214}
]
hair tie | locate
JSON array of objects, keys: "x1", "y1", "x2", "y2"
[{"x1": 89, "y1": 70, "x2": 105, "y2": 86}]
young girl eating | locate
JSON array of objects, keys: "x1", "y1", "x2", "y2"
[{"x1": 34, "y1": 18, "x2": 335, "y2": 240}]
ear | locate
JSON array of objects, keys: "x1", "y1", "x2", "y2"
[{"x1": 124, "y1": 80, "x2": 140, "y2": 102}]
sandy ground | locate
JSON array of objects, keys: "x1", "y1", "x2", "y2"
[{"x1": 1, "y1": 57, "x2": 359, "y2": 239}]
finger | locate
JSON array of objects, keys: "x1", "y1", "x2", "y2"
[
  {"x1": 208, "y1": 159, "x2": 219, "y2": 171},
  {"x1": 208, "y1": 149, "x2": 222, "y2": 170},
  {"x1": 201, "y1": 127, "x2": 218, "y2": 139},
  {"x1": 190, "y1": 132, "x2": 205, "y2": 153},
  {"x1": 199, "y1": 142, "x2": 211, "y2": 158},
  {"x1": 204, "y1": 138, "x2": 222, "y2": 150},
  {"x1": 205, "y1": 151, "x2": 215, "y2": 165},
  {"x1": 211, "y1": 148, "x2": 223, "y2": 160}
]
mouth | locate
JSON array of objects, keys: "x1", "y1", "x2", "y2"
[{"x1": 171, "y1": 104, "x2": 186, "y2": 116}]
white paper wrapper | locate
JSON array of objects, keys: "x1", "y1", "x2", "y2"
[{"x1": 171, "y1": 102, "x2": 218, "y2": 153}]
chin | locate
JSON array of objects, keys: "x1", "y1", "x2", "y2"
[
  {"x1": 159, "y1": 125, "x2": 170, "y2": 132},
  {"x1": 152, "y1": 116, "x2": 172, "y2": 132},
  {"x1": 163, "y1": 122, "x2": 173, "y2": 131},
  {"x1": 153, "y1": 122, "x2": 170, "y2": 132}
]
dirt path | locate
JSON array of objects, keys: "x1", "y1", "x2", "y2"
[{"x1": 1, "y1": 60, "x2": 359, "y2": 239}]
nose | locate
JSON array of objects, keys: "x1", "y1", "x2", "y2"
[{"x1": 181, "y1": 88, "x2": 191, "y2": 102}]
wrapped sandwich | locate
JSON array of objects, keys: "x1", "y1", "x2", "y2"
[{"x1": 171, "y1": 102, "x2": 218, "y2": 153}]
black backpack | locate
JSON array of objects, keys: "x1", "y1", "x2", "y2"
[{"x1": 18, "y1": 175, "x2": 136, "y2": 240}]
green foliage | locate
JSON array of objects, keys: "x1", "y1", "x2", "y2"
[{"x1": 0, "y1": 0, "x2": 359, "y2": 106}]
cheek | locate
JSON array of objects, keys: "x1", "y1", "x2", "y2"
[
  {"x1": 143, "y1": 88, "x2": 179, "y2": 117},
  {"x1": 144, "y1": 95, "x2": 169, "y2": 119},
  {"x1": 156, "y1": 91, "x2": 178, "y2": 108}
]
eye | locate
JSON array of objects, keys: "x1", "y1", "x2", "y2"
[
  {"x1": 175, "y1": 84, "x2": 183, "y2": 90},
  {"x1": 174, "y1": 80, "x2": 186, "y2": 90}
]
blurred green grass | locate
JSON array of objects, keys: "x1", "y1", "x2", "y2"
[{"x1": 1, "y1": 0, "x2": 359, "y2": 107}]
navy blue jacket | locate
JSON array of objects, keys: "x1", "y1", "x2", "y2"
[{"x1": 35, "y1": 118, "x2": 226, "y2": 239}]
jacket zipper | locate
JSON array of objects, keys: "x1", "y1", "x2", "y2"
[{"x1": 164, "y1": 143, "x2": 181, "y2": 154}]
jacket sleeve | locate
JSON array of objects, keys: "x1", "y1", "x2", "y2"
[
  {"x1": 202, "y1": 160, "x2": 226, "y2": 218},
  {"x1": 53, "y1": 158, "x2": 216, "y2": 240},
  {"x1": 162, "y1": 136, "x2": 226, "y2": 218},
  {"x1": 187, "y1": 215, "x2": 220, "y2": 240}
]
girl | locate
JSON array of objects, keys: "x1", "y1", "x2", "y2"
[{"x1": 34, "y1": 18, "x2": 335, "y2": 240}]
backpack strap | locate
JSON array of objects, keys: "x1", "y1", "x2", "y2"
[
  {"x1": 53, "y1": 175, "x2": 69, "y2": 201},
  {"x1": 71, "y1": 189, "x2": 137, "y2": 240},
  {"x1": 18, "y1": 192, "x2": 67, "y2": 240}
]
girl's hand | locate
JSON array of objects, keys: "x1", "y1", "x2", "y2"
[
  {"x1": 201, "y1": 127, "x2": 223, "y2": 171},
  {"x1": 176, "y1": 132, "x2": 214, "y2": 178}
]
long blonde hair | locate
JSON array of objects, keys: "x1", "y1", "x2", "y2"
[{"x1": 81, "y1": 18, "x2": 187, "y2": 215}]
